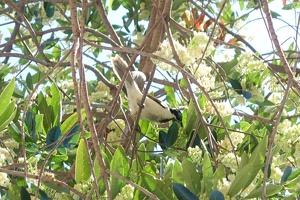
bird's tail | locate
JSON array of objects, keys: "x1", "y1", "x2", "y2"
[{"x1": 111, "y1": 55, "x2": 135, "y2": 86}]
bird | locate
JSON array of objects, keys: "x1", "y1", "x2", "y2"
[{"x1": 111, "y1": 55, "x2": 182, "y2": 123}]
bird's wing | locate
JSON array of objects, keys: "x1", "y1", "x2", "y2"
[{"x1": 146, "y1": 94, "x2": 169, "y2": 109}]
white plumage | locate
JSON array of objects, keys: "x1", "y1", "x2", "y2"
[{"x1": 111, "y1": 55, "x2": 181, "y2": 123}]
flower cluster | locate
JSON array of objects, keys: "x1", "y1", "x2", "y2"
[
  {"x1": 217, "y1": 152, "x2": 240, "y2": 173},
  {"x1": 114, "y1": 185, "x2": 134, "y2": 200},
  {"x1": 139, "y1": 2, "x2": 150, "y2": 20},
  {"x1": 71, "y1": 181, "x2": 95, "y2": 200},
  {"x1": 0, "y1": 132, "x2": 19, "y2": 188},
  {"x1": 154, "y1": 32, "x2": 215, "y2": 80},
  {"x1": 205, "y1": 101, "x2": 234, "y2": 117},
  {"x1": 236, "y1": 52, "x2": 267, "y2": 75},
  {"x1": 276, "y1": 119, "x2": 300, "y2": 154},
  {"x1": 219, "y1": 131, "x2": 244, "y2": 150},
  {"x1": 190, "y1": 62, "x2": 215, "y2": 90},
  {"x1": 90, "y1": 82, "x2": 112, "y2": 104},
  {"x1": 106, "y1": 119, "x2": 125, "y2": 146},
  {"x1": 187, "y1": 145, "x2": 202, "y2": 166}
]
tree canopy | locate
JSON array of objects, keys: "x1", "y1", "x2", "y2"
[{"x1": 0, "y1": 0, "x2": 300, "y2": 199}]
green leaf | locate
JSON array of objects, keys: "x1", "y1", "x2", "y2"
[
  {"x1": 202, "y1": 151, "x2": 214, "y2": 194},
  {"x1": 154, "y1": 180, "x2": 174, "y2": 200},
  {"x1": 209, "y1": 190, "x2": 225, "y2": 200},
  {"x1": 38, "y1": 92, "x2": 52, "y2": 132},
  {"x1": 287, "y1": 167, "x2": 300, "y2": 180},
  {"x1": 229, "y1": 78, "x2": 243, "y2": 94},
  {"x1": 281, "y1": 166, "x2": 292, "y2": 184},
  {"x1": 45, "y1": 126, "x2": 61, "y2": 149},
  {"x1": 245, "y1": 184, "x2": 282, "y2": 198},
  {"x1": 172, "y1": 183, "x2": 199, "y2": 200},
  {"x1": 282, "y1": 2, "x2": 300, "y2": 10},
  {"x1": 213, "y1": 164, "x2": 226, "y2": 188},
  {"x1": 61, "y1": 109, "x2": 86, "y2": 135},
  {"x1": 24, "y1": 112, "x2": 37, "y2": 141},
  {"x1": 49, "y1": 83, "x2": 61, "y2": 127},
  {"x1": 228, "y1": 135, "x2": 268, "y2": 196},
  {"x1": 0, "y1": 77, "x2": 15, "y2": 116},
  {"x1": 185, "y1": 101, "x2": 198, "y2": 136},
  {"x1": 52, "y1": 44, "x2": 61, "y2": 61},
  {"x1": 0, "y1": 100, "x2": 17, "y2": 131},
  {"x1": 165, "y1": 85, "x2": 176, "y2": 107},
  {"x1": 20, "y1": 186, "x2": 31, "y2": 200},
  {"x1": 172, "y1": 159, "x2": 183, "y2": 183},
  {"x1": 8, "y1": 184, "x2": 21, "y2": 200},
  {"x1": 238, "y1": 0, "x2": 244, "y2": 10},
  {"x1": 270, "y1": 10, "x2": 281, "y2": 18},
  {"x1": 140, "y1": 164, "x2": 156, "y2": 192},
  {"x1": 109, "y1": 0, "x2": 121, "y2": 10},
  {"x1": 75, "y1": 139, "x2": 91, "y2": 183},
  {"x1": 186, "y1": 130, "x2": 201, "y2": 148},
  {"x1": 110, "y1": 146, "x2": 130, "y2": 198},
  {"x1": 43, "y1": 2, "x2": 55, "y2": 18},
  {"x1": 26, "y1": 73, "x2": 33, "y2": 90},
  {"x1": 182, "y1": 158, "x2": 201, "y2": 194},
  {"x1": 228, "y1": 163, "x2": 254, "y2": 196},
  {"x1": 159, "y1": 130, "x2": 168, "y2": 150},
  {"x1": 166, "y1": 122, "x2": 179, "y2": 147}
]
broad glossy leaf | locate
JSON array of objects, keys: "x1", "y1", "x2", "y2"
[
  {"x1": 110, "y1": 146, "x2": 130, "y2": 198},
  {"x1": 49, "y1": 83, "x2": 61, "y2": 127},
  {"x1": 154, "y1": 180, "x2": 173, "y2": 200},
  {"x1": 228, "y1": 163, "x2": 254, "y2": 196},
  {"x1": 109, "y1": 0, "x2": 121, "y2": 10},
  {"x1": 159, "y1": 130, "x2": 168, "y2": 150},
  {"x1": 75, "y1": 139, "x2": 91, "y2": 183},
  {"x1": 38, "y1": 92, "x2": 52, "y2": 132},
  {"x1": 281, "y1": 166, "x2": 292, "y2": 184},
  {"x1": 165, "y1": 85, "x2": 176, "y2": 107},
  {"x1": 182, "y1": 158, "x2": 201, "y2": 194},
  {"x1": 8, "y1": 184, "x2": 20, "y2": 200},
  {"x1": 245, "y1": 184, "x2": 282, "y2": 198},
  {"x1": 166, "y1": 122, "x2": 179, "y2": 148},
  {"x1": 213, "y1": 164, "x2": 226, "y2": 187},
  {"x1": 172, "y1": 183, "x2": 199, "y2": 200},
  {"x1": 20, "y1": 186, "x2": 31, "y2": 200},
  {"x1": 186, "y1": 130, "x2": 201, "y2": 148},
  {"x1": 61, "y1": 109, "x2": 86, "y2": 135},
  {"x1": 0, "y1": 77, "x2": 15, "y2": 116},
  {"x1": 0, "y1": 100, "x2": 17, "y2": 131},
  {"x1": 43, "y1": 2, "x2": 55, "y2": 18},
  {"x1": 172, "y1": 159, "x2": 183, "y2": 183},
  {"x1": 185, "y1": 101, "x2": 198, "y2": 136},
  {"x1": 46, "y1": 126, "x2": 61, "y2": 149},
  {"x1": 229, "y1": 79, "x2": 243, "y2": 94},
  {"x1": 209, "y1": 190, "x2": 225, "y2": 200},
  {"x1": 26, "y1": 73, "x2": 33, "y2": 90},
  {"x1": 202, "y1": 151, "x2": 213, "y2": 194},
  {"x1": 52, "y1": 44, "x2": 61, "y2": 61},
  {"x1": 24, "y1": 112, "x2": 37, "y2": 141}
]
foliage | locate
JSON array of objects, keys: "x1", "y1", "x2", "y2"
[{"x1": 0, "y1": 0, "x2": 300, "y2": 199}]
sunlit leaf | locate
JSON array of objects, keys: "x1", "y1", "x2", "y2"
[
  {"x1": 245, "y1": 184, "x2": 282, "y2": 198},
  {"x1": 75, "y1": 139, "x2": 91, "y2": 183},
  {"x1": 182, "y1": 158, "x2": 201, "y2": 194},
  {"x1": 110, "y1": 146, "x2": 129, "y2": 198},
  {"x1": 0, "y1": 77, "x2": 15, "y2": 116}
]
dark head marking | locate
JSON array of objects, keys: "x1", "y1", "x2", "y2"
[{"x1": 170, "y1": 108, "x2": 182, "y2": 122}]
